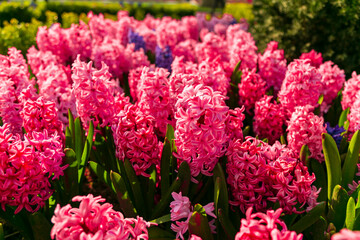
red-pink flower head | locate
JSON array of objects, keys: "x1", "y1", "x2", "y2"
[
  {"x1": 318, "y1": 61, "x2": 345, "y2": 113},
  {"x1": 347, "y1": 92, "x2": 360, "y2": 137},
  {"x1": 171, "y1": 56, "x2": 198, "y2": 75},
  {"x1": 0, "y1": 124, "x2": 65, "y2": 214},
  {"x1": 137, "y1": 67, "x2": 174, "y2": 136},
  {"x1": 36, "y1": 62, "x2": 77, "y2": 125},
  {"x1": 299, "y1": 49, "x2": 323, "y2": 68},
  {"x1": 258, "y1": 41, "x2": 287, "y2": 94},
  {"x1": 20, "y1": 96, "x2": 64, "y2": 140},
  {"x1": 226, "y1": 107, "x2": 246, "y2": 141},
  {"x1": 226, "y1": 137, "x2": 271, "y2": 213},
  {"x1": 235, "y1": 207, "x2": 303, "y2": 240},
  {"x1": 278, "y1": 59, "x2": 322, "y2": 116},
  {"x1": 195, "y1": 32, "x2": 229, "y2": 63},
  {"x1": 156, "y1": 19, "x2": 182, "y2": 49},
  {"x1": 172, "y1": 39, "x2": 197, "y2": 63},
  {"x1": 27, "y1": 46, "x2": 60, "y2": 76},
  {"x1": 342, "y1": 71, "x2": 360, "y2": 110},
  {"x1": 36, "y1": 23, "x2": 71, "y2": 64},
  {"x1": 87, "y1": 12, "x2": 118, "y2": 44},
  {"x1": 51, "y1": 194, "x2": 152, "y2": 240},
  {"x1": 198, "y1": 57, "x2": 230, "y2": 96},
  {"x1": 238, "y1": 68, "x2": 267, "y2": 115},
  {"x1": 226, "y1": 23, "x2": 249, "y2": 47},
  {"x1": 254, "y1": 95, "x2": 285, "y2": 144},
  {"x1": 174, "y1": 84, "x2": 229, "y2": 178},
  {"x1": 180, "y1": 16, "x2": 199, "y2": 40},
  {"x1": 72, "y1": 56, "x2": 117, "y2": 128},
  {"x1": 112, "y1": 104, "x2": 160, "y2": 176},
  {"x1": 64, "y1": 21, "x2": 92, "y2": 61},
  {"x1": 287, "y1": 105, "x2": 326, "y2": 162},
  {"x1": 228, "y1": 29, "x2": 258, "y2": 70}
]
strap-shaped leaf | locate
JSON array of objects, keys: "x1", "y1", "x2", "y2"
[
  {"x1": 68, "y1": 109, "x2": 75, "y2": 147},
  {"x1": 327, "y1": 185, "x2": 349, "y2": 230},
  {"x1": 213, "y1": 163, "x2": 229, "y2": 217},
  {"x1": 308, "y1": 159, "x2": 327, "y2": 202},
  {"x1": 322, "y1": 133, "x2": 342, "y2": 200},
  {"x1": 0, "y1": 223, "x2": 3, "y2": 240},
  {"x1": 188, "y1": 204, "x2": 214, "y2": 240},
  {"x1": 151, "y1": 162, "x2": 190, "y2": 219},
  {"x1": 299, "y1": 145, "x2": 309, "y2": 165},
  {"x1": 74, "y1": 117, "x2": 84, "y2": 166},
  {"x1": 78, "y1": 121, "x2": 94, "y2": 184},
  {"x1": 289, "y1": 202, "x2": 325, "y2": 233},
  {"x1": 110, "y1": 171, "x2": 137, "y2": 217},
  {"x1": 65, "y1": 127, "x2": 73, "y2": 149},
  {"x1": 342, "y1": 130, "x2": 360, "y2": 188},
  {"x1": 338, "y1": 107, "x2": 350, "y2": 127},
  {"x1": 218, "y1": 209, "x2": 237, "y2": 240},
  {"x1": 124, "y1": 159, "x2": 146, "y2": 217},
  {"x1": 64, "y1": 148, "x2": 78, "y2": 196},
  {"x1": 345, "y1": 197, "x2": 356, "y2": 230},
  {"x1": 0, "y1": 206, "x2": 33, "y2": 240},
  {"x1": 148, "y1": 226, "x2": 175, "y2": 239},
  {"x1": 89, "y1": 161, "x2": 112, "y2": 190},
  {"x1": 150, "y1": 214, "x2": 171, "y2": 224},
  {"x1": 28, "y1": 212, "x2": 52, "y2": 240},
  {"x1": 161, "y1": 138, "x2": 172, "y2": 198},
  {"x1": 147, "y1": 165, "x2": 157, "y2": 213}
]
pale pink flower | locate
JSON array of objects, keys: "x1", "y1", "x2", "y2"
[
  {"x1": 174, "y1": 84, "x2": 229, "y2": 177},
  {"x1": 347, "y1": 92, "x2": 360, "y2": 137},
  {"x1": 64, "y1": 21, "x2": 92, "y2": 61},
  {"x1": 26, "y1": 46, "x2": 60, "y2": 75},
  {"x1": 332, "y1": 229, "x2": 360, "y2": 240},
  {"x1": 172, "y1": 39, "x2": 197, "y2": 63},
  {"x1": 170, "y1": 192, "x2": 192, "y2": 221}
]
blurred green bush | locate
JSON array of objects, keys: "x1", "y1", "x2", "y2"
[{"x1": 251, "y1": 0, "x2": 360, "y2": 76}]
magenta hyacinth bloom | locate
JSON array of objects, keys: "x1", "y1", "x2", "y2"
[
  {"x1": 253, "y1": 95, "x2": 285, "y2": 144},
  {"x1": 342, "y1": 71, "x2": 360, "y2": 110},
  {"x1": 278, "y1": 59, "x2": 322, "y2": 116},
  {"x1": 238, "y1": 68, "x2": 267, "y2": 115},
  {"x1": 299, "y1": 49, "x2": 323, "y2": 68},
  {"x1": 0, "y1": 124, "x2": 65, "y2": 214},
  {"x1": 51, "y1": 194, "x2": 152, "y2": 240},
  {"x1": 287, "y1": 105, "x2": 326, "y2": 162},
  {"x1": 174, "y1": 84, "x2": 229, "y2": 178},
  {"x1": 235, "y1": 207, "x2": 303, "y2": 240},
  {"x1": 112, "y1": 104, "x2": 161, "y2": 177},
  {"x1": 347, "y1": 92, "x2": 360, "y2": 137},
  {"x1": 71, "y1": 56, "x2": 117, "y2": 129},
  {"x1": 258, "y1": 41, "x2": 287, "y2": 94}
]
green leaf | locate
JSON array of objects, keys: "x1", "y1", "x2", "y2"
[
  {"x1": 345, "y1": 197, "x2": 356, "y2": 230},
  {"x1": 243, "y1": 125, "x2": 250, "y2": 137},
  {"x1": 28, "y1": 212, "x2": 52, "y2": 240},
  {"x1": 342, "y1": 130, "x2": 360, "y2": 189},
  {"x1": 89, "y1": 161, "x2": 112, "y2": 189},
  {"x1": 322, "y1": 133, "x2": 342, "y2": 200},
  {"x1": 178, "y1": 160, "x2": 191, "y2": 196},
  {"x1": 147, "y1": 165, "x2": 157, "y2": 213},
  {"x1": 0, "y1": 207, "x2": 33, "y2": 240},
  {"x1": 110, "y1": 171, "x2": 137, "y2": 218},
  {"x1": 74, "y1": 117, "x2": 83, "y2": 165},
  {"x1": 290, "y1": 201, "x2": 326, "y2": 233},
  {"x1": 280, "y1": 134, "x2": 286, "y2": 145},
  {"x1": 213, "y1": 163, "x2": 229, "y2": 217},
  {"x1": 161, "y1": 138, "x2": 172, "y2": 198},
  {"x1": 151, "y1": 162, "x2": 190, "y2": 219},
  {"x1": 305, "y1": 216, "x2": 327, "y2": 240},
  {"x1": 150, "y1": 214, "x2": 172, "y2": 224},
  {"x1": 78, "y1": 121, "x2": 94, "y2": 184},
  {"x1": 188, "y1": 204, "x2": 214, "y2": 240},
  {"x1": 124, "y1": 159, "x2": 146, "y2": 217},
  {"x1": 318, "y1": 94, "x2": 324, "y2": 105},
  {"x1": 165, "y1": 124, "x2": 176, "y2": 152},
  {"x1": 299, "y1": 144, "x2": 310, "y2": 165},
  {"x1": 308, "y1": 159, "x2": 327, "y2": 202},
  {"x1": 148, "y1": 226, "x2": 175, "y2": 239},
  {"x1": 65, "y1": 127, "x2": 73, "y2": 149},
  {"x1": 63, "y1": 148, "x2": 78, "y2": 197},
  {"x1": 327, "y1": 185, "x2": 349, "y2": 231},
  {"x1": 218, "y1": 209, "x2": 237, "y2": 240},
  {"x1": 338, "y1": 107, "x2": 350, "y2": 127},
  {"x1": 68, "y1": 109, "x2": 75, "y2": 147},
  {"x1": 0, "y1": 223, "x2": 4, "y2": 240}
]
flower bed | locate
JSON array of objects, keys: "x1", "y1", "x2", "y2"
[{"x1": 0, "y1": 10, "x2": 360, "y2": 240}]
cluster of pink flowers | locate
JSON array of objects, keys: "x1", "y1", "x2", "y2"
[
  {"x1": 51, "y1": 194, "x2": 152, "y2": 240},
  {"x1": 235, "y1": 207, "x2": 303, "y2": 240},
  {"x1": 286, "y1": 105, "x2": 326, "y2": 162},
  {"x1": 170, "y1": 192, "x2": 216, "y2": 240},
  {"x1": 226, "y1": 137, "x2": 318, "y2": 214}
]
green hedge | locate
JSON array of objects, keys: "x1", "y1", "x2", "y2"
[{"x1": 251, "y1": 0, "x2": 360, "y2": 77}]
